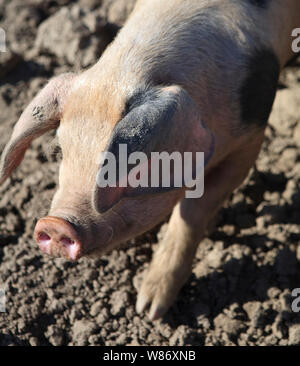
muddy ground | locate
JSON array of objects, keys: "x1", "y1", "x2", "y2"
[{"x1": 0, "y1": 0, "x2": 300, "y2": 346}]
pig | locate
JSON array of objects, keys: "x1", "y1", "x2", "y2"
[{"x1": 0, "y1": 0, "x2": 300, "y2": 321}]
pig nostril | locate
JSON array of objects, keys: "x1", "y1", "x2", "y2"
[
  {"x1": 60, "y1": 236, "x2": 75, "y2": 247},
  {"x1": 36, "y1": 231, "x2": 52, "y2": 255},
  {"x1": 60, "y1": 236, "x2": 80, "y2": 261},
  {"x1": 37, "y1": 232, "x2": 51, "y2": 243}
]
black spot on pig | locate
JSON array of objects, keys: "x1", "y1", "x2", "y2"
[
  {"x1": 248, "y1": 0, "x2": 269, "y2": 8},
  {"x1": 111, "y1": 88, "x2": 178, "y2": 157},
  {"x1": 32, "y1": 106, "x2": 45, "y2": 122},
  {"x1": 95, "y1": 88, "x2": 181, "y2": 210},
  {"x1": 240, "y1": 48, "x2": 279, "y2": 128},
  {"x1": 122, "y1": 88, "x2": 161, "y2": 118}
]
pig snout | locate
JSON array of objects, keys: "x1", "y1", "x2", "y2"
[
  {"x1": 34, "y1": 214, "x2": 115, "y2": 260},
  {"x1": 34, "y1": 216, "x2": 83, "y2": 261}
]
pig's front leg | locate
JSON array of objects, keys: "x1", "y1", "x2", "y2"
[
  {"x1": 136, "y1": 132, "x2": 265, "y2": 320},
  {"x1": 136, "y1": 199, "x2": 202, "y2": 321}
]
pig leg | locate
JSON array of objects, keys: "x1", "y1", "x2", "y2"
[{"x1": 136, "y1": 131, "x2": 264, "y2": 320}]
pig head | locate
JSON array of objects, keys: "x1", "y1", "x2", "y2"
[{"x1": 0, "y1": 69, "x2": 214, "y2": 261}]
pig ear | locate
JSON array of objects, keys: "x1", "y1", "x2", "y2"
[
  {"x1": 93, "y1": 85, "x2": 215, "y2": 213},
  {"x1": 0, "y1": 73, "x2": 75, "y2": 184}
]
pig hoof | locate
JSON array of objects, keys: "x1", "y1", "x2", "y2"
[{"x1": 136, "y1": 270, "x2": 183, "y2": 321}]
